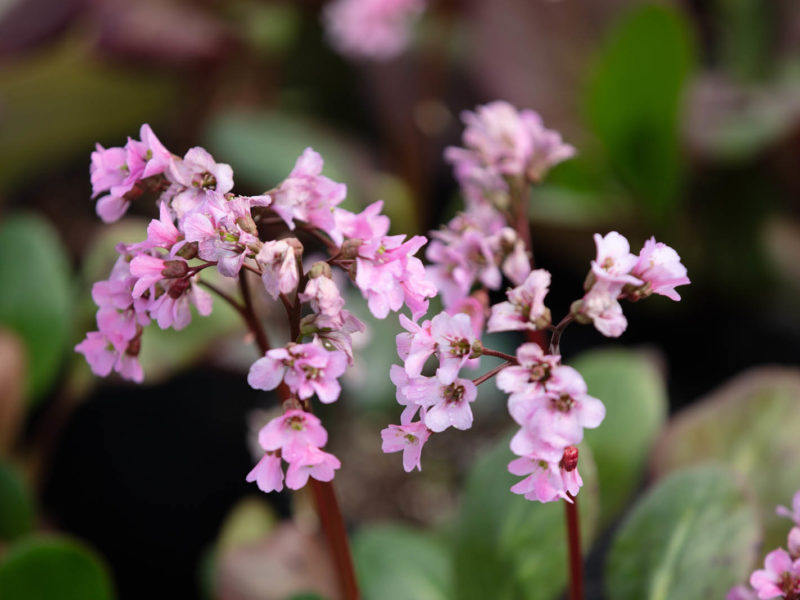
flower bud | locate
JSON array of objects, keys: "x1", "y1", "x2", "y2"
[
  {"x1": 570, "y1": 300, "x2": 591, "y2": 324},
  {"x1": 176, "y1": 241, "x2": 199, "y2": 260},
  {"x1": 236, "y1": 215, "x2": 258, "y2": 236},
  {"x1": 168, "y1": 278, "x2": 191, "y2": 299},
  {"x1": 532, "y1": 306, "x2": 552, "y2": 330},
  {"x1": 340, "y1": 238, "x2": 362, "y2": 260},
  {"x1": 162, "y1": 260, "x2": 189, "y2": 279},
  {"x1": 469, "y1": 339, "x2": 483, "y2": 359},
  {"x1": 308, "y1": 261, "x2": 332, "y2": 280},
  {"x1": 285, "y1": 237, "x2": 304, "y2": 256},
  {"x1": 560, "y1": 446, "x2": 579, "y2": 472}
]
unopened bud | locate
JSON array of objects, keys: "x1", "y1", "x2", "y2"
[
  {"x1": 340, "y1": 238, "x2": 362, "y2": 260},
  {"x1": 532, "y1": 306, "x2": 552, "y2": 330},
  {"x1": 299, "y1": 315, "x2": 320, "y2": 337},
  {"x1": 469, "y1": 339, "x2": 484, "y2": 359},
  {"x1": 348, "y1": 262, "x2": 357, "y2": 281},
  {"x1": 236, "y1": 215, "x2": 258, "y2": 235},
  {"x1": 583, "y1": 270, "x2": 596, "y2": 292},
  {"x1": 570, "y1": 300, "x2": 591, "y2": 324},
  {"x1": 168, "y1": 278, "x2": 191, "y2": 299},
  {"x1": 162, "y1": 260, "x2": 189, "y2": 279},
  {"x1": 247, "y1": 240, "x2": 264, "y2": 254},
  {"x1": 176, "y1": 242, "x2": 199, "y2": 260},
  {"x1": 623, "y1": 281, "x2": 652, "y2": 302},
  {"x1": 126, "y1": 336, "x2": 142, "y2": 356},
  {"x1": 560, "y1": 446, "x2": 579, "y2": 472},
  {"x1": 308, "y1": 261, "x2": 332, "y2": 279},
  {"x1": 285, "y1": 237, "x2": 304, "y2": 256}
]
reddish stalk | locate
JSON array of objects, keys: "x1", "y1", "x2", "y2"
[
  {"x1": 204, "y1": 271, "x2": 361, "y2": 600},
  {"x1": 564, "y1": 494, "x2": 584, "y2": 600}
]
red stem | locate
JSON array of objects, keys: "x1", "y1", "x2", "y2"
[
  {"x1": 207, "y1": 271, "x2": 361, "y2": 600},
  {"x1": 564, "y1": 495, "x2": 584, "y2": 600}
]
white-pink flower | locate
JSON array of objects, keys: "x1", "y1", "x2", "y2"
[
  {"x1": 630, "y1": 237, "x2": 690, "y2": 301},
  {"x1": 591, "y1": 231, "x2": 641, "y2": 287},
  {"x1": 576, "y1": 279, "x2": 628, "y2": 338},
  {"x1": 257, "y1": 409, "x2": 328, "y2": 459},
  {"x1": 430, "y1": 312, "x2": 478, "y2": 384},
  {"x1": 257, "y1": 240, "x2": 300, "y2": 299},
  {"x1": 284, "y1": 445, "x2": 341, "y2": 489},
  {"x1": 380, "y1": 421, "x2": 430, "y2": 472},
  {"x1": 487, "y1": 269, "x2": 551, "y2": 332},
  {"x1": 246, "y1": 452, "x2": 284, "y2": 493},
  {"x1": 508, "y1": 454, "x2": 582, "y2": 504}
]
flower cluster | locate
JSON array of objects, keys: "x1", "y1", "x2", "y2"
[
  {"x1": 323, "y1": 0, "x2": 427, "y2": 60},
  {"x1": 77, "y1": 124, "x2": 436, "y2": 493},
  {"x1": 729, "y1": 491, "x2": 800, "y2": 600},
  {"x1": 382, "y1": 101, "x2": 689, "y2": 505}
]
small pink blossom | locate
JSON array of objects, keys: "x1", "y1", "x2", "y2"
[
  {"x1": 631, "y1": 237, "x2": 690, "y2": 301},
  {"x1": 380, "y1": 421, "x2": 431, "y2": 472},
  {"x1": 750, "y1": 548, "x2": 800, "y2": 599},
  {"x1": 591, "y1": 231, "x2": 641, "y2": 287},
  {"x1": 75, "y1": 331, "x2": 143, "y2": 383},
  {"x1": 420, "y1": 378, "x2": 477, "y2": 433},
  {"x1": 257, "y1": 409, "x2": 328, "y2": 460},
  {"x1": 576, "y1": 280, "x2": 628, "y2": 338},
  {"x1": 167, "y1": 147, "x2": 234, "y2": 217},
  {"x1": 396, "y1": 314, "x2": 435, "y2": 377},
  {"x1": 90, "y1": 144, "x2": 128, "y2": 197},
  {"x1": 284, "y1": 445, "x2": 341, "y2": 489},
  {"x1": 487, "y1": 269, "x2": 551, "y2": 332},
  {"x1": 246, "y1": 452, "x2": 284, "y2": 493},
  {"x1": 777, "y1": 491, "x2": 800, "y2": 526},
  {"x1": 149, "y1": 278, "x2": 212, "y2": 330},
  {"x1": 430, "y1": 312, "x2": 478, "y2": 384},
  {"x1": 497, "y1": 343, "x2": 560, "y2": 400},
  {"x1": 299, "y1": 276, "x2": 345, "y2": 319},
  {"x1": 271, "y1": 148, "x2": 346, "y2": 242},
  {"x1": 257, "y1": 240, "x2": 299, "y2": 299},
  {"x1": 334, "y1": 200, "x2": 390, "y2": 240},
  {"x1": 247, "y1": 342, "x2": 347, "y2": 404},
  {"x1": 129, "y1": 254, "x2": 167, "y2": 298},
  {"x1": 508, "y1": 454, "x2": 582, "y2": 503}
]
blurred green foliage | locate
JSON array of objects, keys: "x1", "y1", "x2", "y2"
[
  {"x1": 606, "y1": 465, "x2": 760, "y2": 600},
  {"x1": 0, "y1": 460, "x2": 34, "y2": 542}
]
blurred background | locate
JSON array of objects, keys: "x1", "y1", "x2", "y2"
[{"x1": 1, "y1": 0, "x2": 800, "y2": 598}]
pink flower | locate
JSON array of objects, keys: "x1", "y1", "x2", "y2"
[
  {"x1": 271, "y1": 148, "x2": 346, "y2": 242},
  {"x1": 246, "y1": 452, "x2": 284, "y2": 493},
  {"x1": 334, "y1": 200, "x2": 390, "y2": 240},
  {"x1": 487, "y1": 269, "x2": 551, "y2": 332},
  {"x1": 777, "y1": 492, "x2": 800, "y2": 526},
  {"x1": 90, "y1": 144, "x2": 128, "y2": 198},
  {"x1": 149, "y1": 278, "x2": 213, "y2": 330},
  {"x1": 257, "y1": 240, "x2": 299, "y2": 299},
  {"x1": 299, "y1": 276, "x2": 345, "y2": 319},
  {"x1": 380, "y1": 421, "x2": 431, "y2": 472},
  {"x1": 167, "y1": 147, "x2": 234, "y2": 217},
  {"x1": 257, "y1": 409, "x2": 328, "y2": 459},
  {"x1": 631, "y1": 237, "x2": 690, "y2": 301},
  {"x1": 284, "y1": 445, "x2": 341, "y2": 489},
  {"x1": 247, "y1": 342, "x2": 348, "y2": 404},
  {"x1": 129, "y1": 254, "x2": 167, "y2": 298},
  {"x1": 750, "y1": 548, "x2": 800, "y2": 599},
  {"x1": 396, "y1": 314, "x2": 436, "y2": 377},
  {"x1": 134, "y1": 202, "x2": 181, "y2": 251},
  {"x1": 430, "y1": 312, "x2": 478, "y2": 384},
  {"x1": 323, "y1": 0, "x2": 426, "y2": 60},
  {"x1": 502, "y1": 238, "x2": 531, "y2": 286},
  {"x1": 446, "y1": 101, "x2": 575, "y2": 191},
  {"x1": 575, "y1": 280, "x2": 628, "y2": 338},
  {"x1": 591, "y1": 231, "x2": 641, "y2": 287},
  {"x1": 420, "y1": 378, "x2": 477, "y2": 433},
  {"x1": 75, "y1": 331, "x2": 143, "y2": 383},
  {"x1": 497, "y1": 343, "x2": 560, "y2": 400},
  {"x1": 508, "y1": 454, "x2": 582, "y2": 503}
]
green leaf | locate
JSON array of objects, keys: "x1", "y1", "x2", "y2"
[
  {"x1": 0, "y1": 460, "x2": 35, "y2": 542},
  {"x1": 0, "y1": 214, "x2": 73, "y2": 402},
  {"x1": 606, "y1": 464, "x2": 760, "y2": 600},
  {"x1": 204, "y1": 110, "x2": 360, "y2": 209},
  {"x1": 453, "y1": 436, "x2": 597, "y2": 600},
  {"x1": 0, "y1": 535, "x2": 115, "y2": 600},
  {"x1": 353, "y1": 524, "x2": 452, "y2": 600},
  {"x1": 651, "y1": 367, "x2": 800, "y2": 549},
  {"x1": 585, "y1": 4, "x2": 695, "y2": 218},
  {"x1": 572, "y1": 348, "x2": 668, "y2": 526}
]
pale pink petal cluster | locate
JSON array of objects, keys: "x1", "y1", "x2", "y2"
[
  {"x1": 445, "y1": 101, "x2": 575, "y2": 196},
  {"x1": 247, "y1": 409, "x2": 341, "y2": 492},
  {"x1": 487, "y1": 269, "x2": 552, "y2": 332},
  {"x1": 573, "y1": 231, "x2": 690, "y2": 337},
  {"x1": 323, "y1": 0, "x2": 426, "y2": 60}
]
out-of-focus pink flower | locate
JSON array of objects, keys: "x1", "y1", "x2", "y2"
[
  {"x1": 445, "y1": 101, "x2": 575, "y2": 192},
  {"x1": 631, "y1": 237, "x2": 690, "y2": 301},
  {"x1": 487, "y1": 269, "x2": 551, "y2": 332},
  {"x1": 284, "y1": 445, "x2": 341, "y2": 489},
  {"x1": 323, "y1": 0, "x2": 426, "y2": 60},
  {"x1": 300, "y1": 276, "x2": 345, "y2": 319},
  {"x1": 380, "y1": 421, "x2": 430, "y2": 472},
  {"x1": 246, "y1": 452, "x2": 284, "y2": 493},
  {"x1": 257, "y1": 409, "x2": 328, "y2": 459},
  {"x1": 750, "y1": 548, "x2": 800, "y2": 599},
  {"x1": 777, "y1": 492, "x2": 800, "y2": 527},
  {"x1": 334, "y1": 200, "x2": 390, "y2": 240},
  {"x1": 727, "y1": 586, "x2": 758, "y2": 600}
]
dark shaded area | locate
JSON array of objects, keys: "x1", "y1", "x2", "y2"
[{"x1": 42, "y1": 368, "x2": 285, "y2": 600}]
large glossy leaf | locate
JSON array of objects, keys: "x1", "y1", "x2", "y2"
[
  {"x1": 573, "y1": 348, "x2": 667, "y2": 526},
  {"x1": 453, "y1": 435, "x2": 597, "y2": 600},
  {"x1": 651, "y1": 367, "x2": 800, "y2": 549},
  {"x1": 606, "y1": 465, "x2": 760, "y2": 600},
  {"x1": 353, "y1": 524, "x2": 452, "y2": 600},
  {"x1": 586, "y1": 4, "x2": 695, "y2": 218},
  {"x1": 0, "y1": 214, "x2": 73, "y2": 402},
  {"x1": 0, "y1": 536, "x2": 115, "y2": 600},
  {"x1": 0, "y1": 460, "x2": 34, "y2": 542}
]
